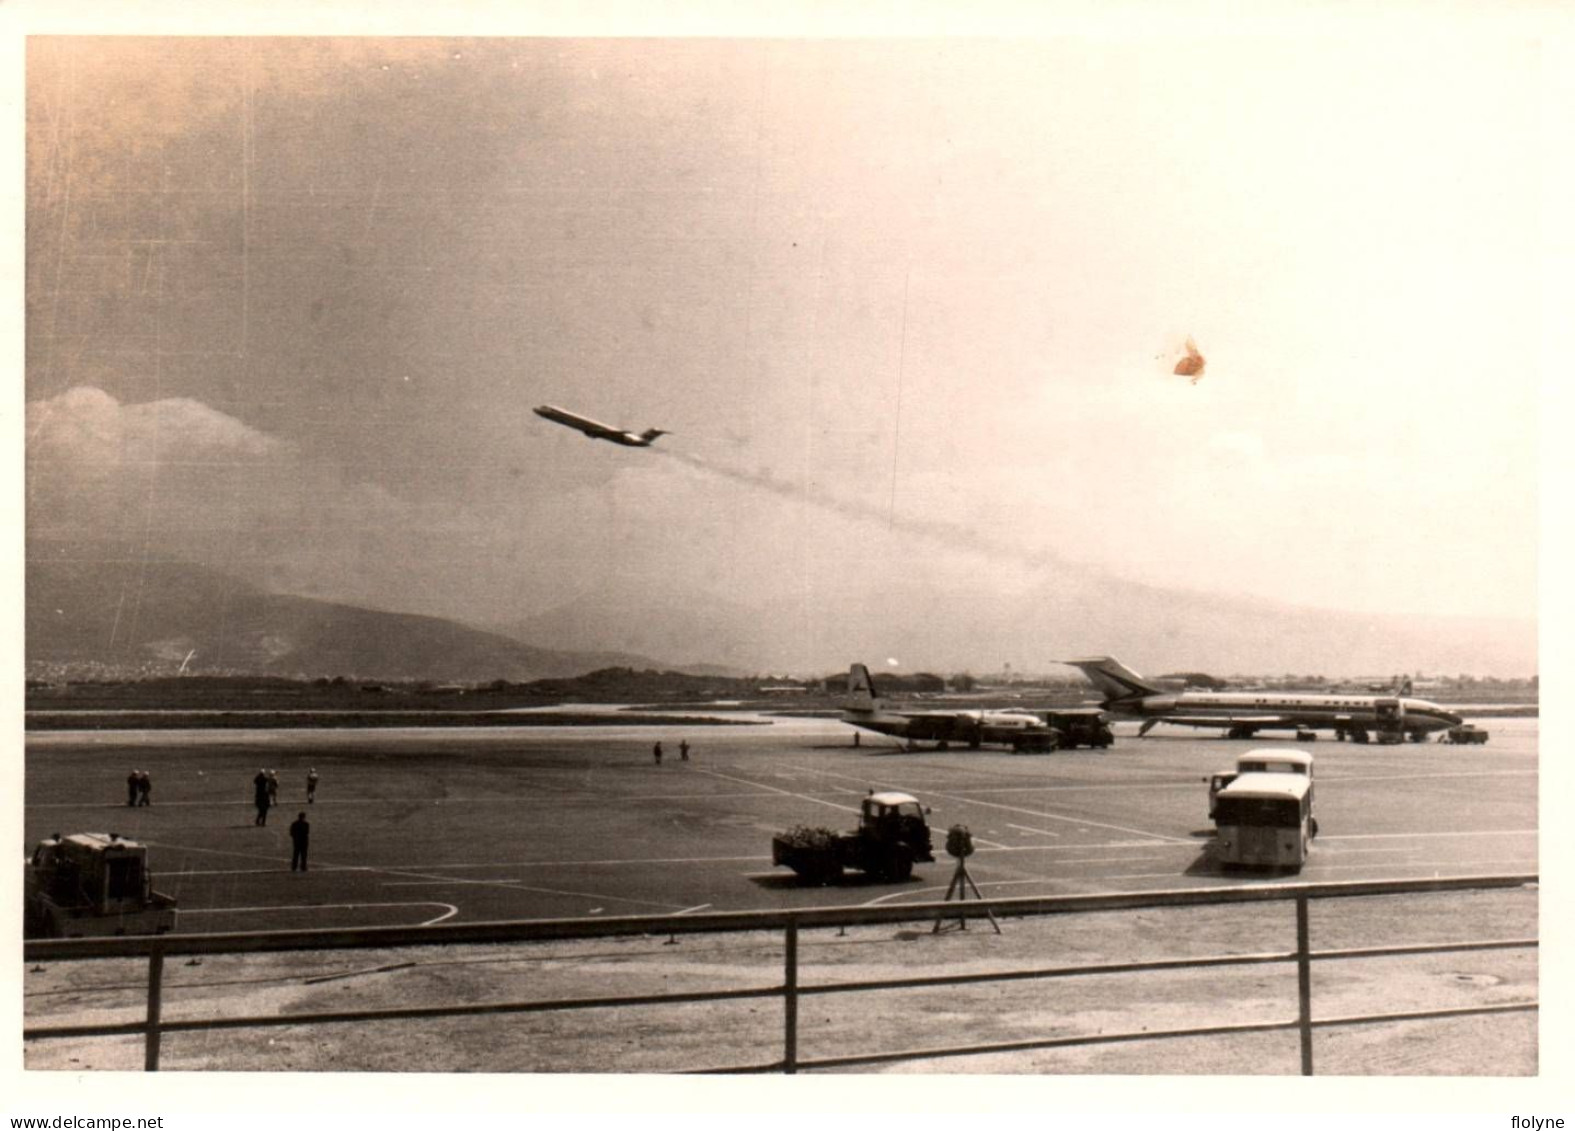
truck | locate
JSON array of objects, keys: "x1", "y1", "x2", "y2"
[
  {"x1": 771, "y1": 791, "x2": 935, "y2": 884},
  {"x1": 1040, "y1": 709, "x2": 1115, "y2": 750},
  {"x1": 1440, "y1": 723, "x2": 1490, "y2": 745},
  {"x1": 24, "y1": 832, "x2": 178, "y2": 939},
  {"x1": 1207, "y1": 749, "x2": 1314, "y2": 822}
]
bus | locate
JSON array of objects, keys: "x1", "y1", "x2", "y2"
[
  {"x1": 1207, "y1": 749, "x2": 1313, "y2": 819},
  {"x1": 1212, "y1": 772, "x2": 1316, "y2": 870}
]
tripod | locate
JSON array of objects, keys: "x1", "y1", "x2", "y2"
[{"x1": 933, "y1": 855, "x2": 1001, "y2": 935}]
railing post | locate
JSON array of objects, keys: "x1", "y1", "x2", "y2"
[
  {"x1": 783, "y1": 918, "x2": 799, "y2": 1074},
  {"x1": 1295, "y1": 894, "x2": 1313, "y2": 1076},
  {"x1": 145, "y1": 942, "x2": 166, "y2": 1072}
]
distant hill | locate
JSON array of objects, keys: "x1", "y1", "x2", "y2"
[
  {"x1": 27, "y1": 547, "x2": 1535, "y2": 683},
  {"x1": 501, "y1": 565, "x2": 1536, "y2": 679},
  {"x1": 25, "y1": 555, "x2": 671, "y2": 682}
]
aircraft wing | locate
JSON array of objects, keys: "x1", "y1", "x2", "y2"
[
  {"x1": 1155, "y1": 714, "x2": 1291, "y2": 728},
  {"x1": 892, "y1": 712, "x2": 979, "y2": 741}
]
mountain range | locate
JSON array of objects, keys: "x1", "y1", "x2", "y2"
[{"x1": 26, "y1": 552, "x2": 1536, "y2": 682}]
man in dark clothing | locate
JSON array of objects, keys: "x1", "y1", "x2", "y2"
[
  {"x1": 653, "y1": 742, "x2": 663, "y2": 765},
  {"x1": 289, "y1": 813, "x2": 310, "y2": 872},
  {"x1": 127, "y1": 770, "x2": 139, "y2": 807},
  {"x1": 254, "y1": 770, "x2": 272, "y2": 826},
  {"x1": 136, "y1": 770, "x2": 151, "y2": 806},
  {"x1": 306, "y1": 768, "x2": 319, "y2": 804},
  {"x1": 679, "y1": 740, "x2": 690, "y2": 762}
]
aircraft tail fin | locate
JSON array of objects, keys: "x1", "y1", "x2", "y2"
[
  {"x1": 1398, "y1": 675, "x2": 1413, "y2": 697},
  {"x1": 845, "y1": 663, "x2": 881, "y2": 709},
  {"x1": 1061, "y1": 656, "x2": 1162, "y2": 704}
]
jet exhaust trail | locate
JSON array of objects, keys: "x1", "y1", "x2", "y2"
[{"x1": 659, "y1": 449, "x2": 1070, "y2": 574}]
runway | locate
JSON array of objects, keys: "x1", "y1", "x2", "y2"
[{"x1": 24, "y1": 715, "x2": 1539, "y2": 934}]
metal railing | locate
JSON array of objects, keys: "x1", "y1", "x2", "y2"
[{"x1": 23, "y1": 873, "x2": 1537, "y2": 1074}]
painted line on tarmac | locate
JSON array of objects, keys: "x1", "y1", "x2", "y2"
[
  {"x1": 923, "y1": 791, "x2": 1194, "y2": 845},
  {"x1": 979, "y1": 840, "x2": 1199, "y2": 854},
  {"x1": 1319, "y1": 829, "x2": 1537, "y2": 841},
  {"x1": 27, "y1": 788, "x2": 796, "y2": 810},
  {"x1": 176, "y1": 853, "x2": 770, "y2": 876},
  {"x1": 687, "y1": 766, "x2": 862, "y2": 816},
  {"x1": 1006, "y1": 823, "x2": 1061, "y2": 838},
  {"x1": 374, "y1": 872, "x2": 690, "y2": 911},
  {"x1": 776, "y1": 761, "x2": 1191, "y2": 845},
  {"x1": 959, "y1": 781, "x2": 1203, "y2": 795},
  {"x1": 151, "y1": 838, "x2": 692, "y2": 912},
  {"x1": 1320, "y1": 770, "x2": 1537, "y2": 785},
  {"x1": 675, "y1": 904, "x2": 714, "y2": 915},
  {"x1": 180, "y1": 901, "x2": 459, "y2": 926},
  {"x1": 862, "y1": 877, "x2": 1052, "y2": 906},
  {"x1": 1107, "y1": 857, "x2": 1539, "y2": 883}
]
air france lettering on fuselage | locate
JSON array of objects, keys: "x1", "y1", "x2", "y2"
[
  {"x1": 1062, "y1": 657, "x2": 1463, "y2": 744},
  {"x1": 841, "y1": 663, "x2": 1058, "y2": 752}
]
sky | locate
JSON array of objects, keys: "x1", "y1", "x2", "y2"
[{"x1": 22, "y1": 25, "x2": 1546, "y2": 672}]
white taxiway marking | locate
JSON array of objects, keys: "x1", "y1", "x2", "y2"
[
  {"x1": 28, "y1": 788, "x2": 796, "y2": 810},
  {"x1": 778, "y1": 761, "x2": 1191, "y2": 845},
  {"x1": 862, "y1": 878, "x2": 1050, "y2": 906},
  {"x1": 180, "y1": 901, "x2": 459, "y2": 927},
  {"x1": 376, "y1": 875, "x2": 687, "y2": 911},
  {"x1": 675, "y1": 904, "x2": 713, "y2": 915},
  {"x1": 1318, "y1": 829, "x2": 1536, "y2": 841},
  {"x1": 172, "y1": 853, "x2": 769, "y2": 876},
  {"x1": 689, "y1": 766, "x2": 861, "y2": 816},
  {"x1": 1006, "y1": 823, "x2": 1061, "y2": 838},
  {"x1": 1320, "y1": 770, "x2": 1537, "y2": 785}
]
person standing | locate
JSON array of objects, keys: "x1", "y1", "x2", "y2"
[
  {"x1": 127, "y1": 770, "x2": 139, "y2": 807},
  {"x1": 653, "y1": 741, "x2": 663, "y2": 765},
  {"x1": 306, "y1": 768, "x2": 319, "y2": 804},
  {"x1": 254, "y1": 769, "x2": 272, "y2": 826},
  {"x1": 289, "y1": 812, "x2": 310, "y2": 872},
  {"x1": 136, "y1": 770, "x2": 152, "y2": 806},
  {"x1": 679, "y1": 739, "x2": 690, "y2": 762},
  {"x1": 266, "y1": 770, "x2": 280, "y2": 808}
]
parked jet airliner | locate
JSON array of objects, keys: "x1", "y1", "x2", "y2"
[
  {"x1": 1062, "y1": 656, "x2": 1462, "y2": 743},
  {"x1": 841, "y1": 663, "x2": 1059, "y2": 752},
  {"x1": 533, "y1": 405, "x2": 668, "y2": 447}
]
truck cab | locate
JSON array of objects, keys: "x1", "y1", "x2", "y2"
[
  {"x1": 1040, "y1": 709, "x2": 1115, "y2": 750},
  {"x1": 859, "y1": 791, "x2": 935, "y2": 861}
]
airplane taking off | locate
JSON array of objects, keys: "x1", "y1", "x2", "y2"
[
  {"x1": 841, "y1": 663, "x2": 1060, "y2": 752},
  {"x1": 1061, "y1": 656, "x2": 1462, "y2": 744},
  {"x1": 533, "y1": 405, "x2": 668, "y2": 447}
]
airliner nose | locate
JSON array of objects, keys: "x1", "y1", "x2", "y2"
[{"x1": 1444, "y1": 710, "x2": 1464, "y2": 727}]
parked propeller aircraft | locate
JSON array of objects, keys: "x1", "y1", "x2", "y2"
[
  {"x1": 841, "y1": 663, "x2": 1060, "y2": 752},
  {"x1": 1061, "y1": 657, "x2": 1462, "y2": 743},
  {"x1": 533, "y1": 404, "x2": 668, "y2": 447}
]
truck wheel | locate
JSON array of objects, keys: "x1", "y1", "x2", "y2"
[{"x1": 882, "y1": 851, "x2": 913, "y2": 882}]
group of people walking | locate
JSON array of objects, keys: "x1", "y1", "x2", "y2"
[
  {"x1": 118, "y1": 765, "x2": 313, "y2": 871},
  {"x1": 652, "y1": 740, "x2": 691, "y2": 765},
  {"x1": 254, "y1": 768, "x2": 318, "y2": 825},
  {"x1": 124, "y1": 769, "x2": 152, "y2": 807},
  {"x1": 252, "y1": 768, "x2": 314, "y2": 871}
]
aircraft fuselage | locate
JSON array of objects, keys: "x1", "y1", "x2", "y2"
[{"x1": 1112, "y1": 690, "x2": 1462, "y2": 735}]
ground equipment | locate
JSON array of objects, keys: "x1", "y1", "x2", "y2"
[
  {"x1": 24, "y1": 832, "x2": 178, "y2": 938},
  {"x1": 771, "y1": 791, "x2": 935, "y2": 884}
]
